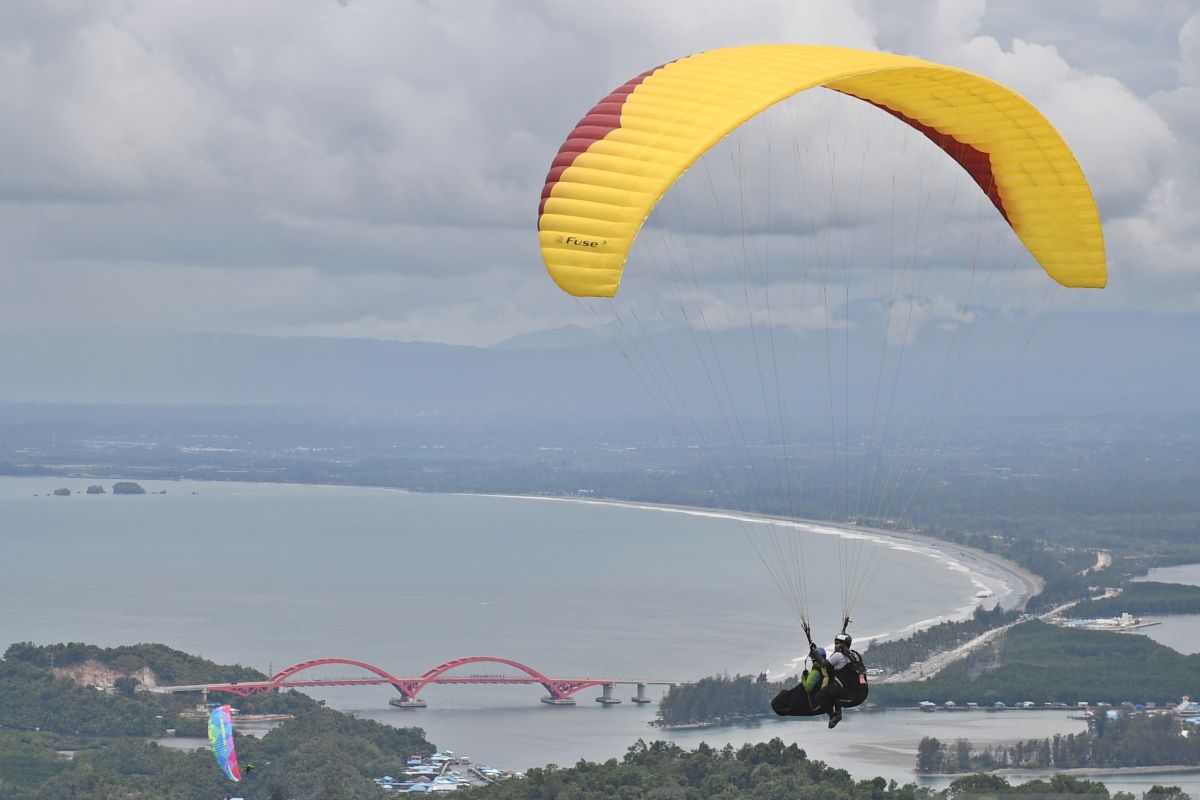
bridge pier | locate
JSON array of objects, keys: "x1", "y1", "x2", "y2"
[
  {"x1": 160, "y1": 657, "x2": 692, "y2": 711},
  {"x1": 387, "y1": 698, "x2": 428, "y2": 709},
  {"x1": 595, "y1": 683, "x2": 621, "y2": 705}
]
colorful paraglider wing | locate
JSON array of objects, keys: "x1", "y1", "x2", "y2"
[
  {"x1": 537, "y1": 44, "x2": 1106, "y2": 297},
  {"x1": 208, "y1": 704, "x2": 242, "y2": 782}
]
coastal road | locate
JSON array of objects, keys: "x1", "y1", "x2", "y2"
[{"x1": 876, "y1": 599, "x2": 1083, "y2": 684}]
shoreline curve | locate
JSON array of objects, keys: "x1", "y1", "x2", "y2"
[{"x1": 465, "y1": 492, "x2": 1044, "y2": 649}]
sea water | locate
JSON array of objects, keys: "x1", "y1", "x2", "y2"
[
  {"x1": 1133, "y1": 565, "x2": 1200, "y2": 656},
  {"x1": 0, "y1": 477, "x2": 1014, "y2": 681},
  {"x1": 2, "y1": 477, "x2": 1196, "y2": 794}
]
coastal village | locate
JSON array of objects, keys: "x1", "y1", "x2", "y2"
[
  {"x1": 373, "y1": 751, "x2": 522, "y2": 793},
  {"x1": 917, "y1": 696, "x2": 1200, "y2": 721}
]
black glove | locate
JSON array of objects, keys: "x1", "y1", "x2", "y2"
[{"x1": 809, "y1": 643, "x2": 819, "y2": 658}]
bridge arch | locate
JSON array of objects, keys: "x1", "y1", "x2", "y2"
[
  {"x1": 206, "y1": 656, "x2": 614, "y2": 702},
  {"x1": 269, "y1": 658, "x2": 407, "y2": 694},
  {"x1": 408, "y1": 656, "x2": 608, "y2": 701}
]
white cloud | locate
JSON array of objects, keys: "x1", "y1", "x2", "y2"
[
  {"x1": 1182, "y1": 13, "x2": 1200, "y2": 86},
  {"x1": 886, "y1": 294, "x2": 975, "y2": 347},
  {"x1": 0, "y1": 0, "x2": 1197, "y2": 345}
]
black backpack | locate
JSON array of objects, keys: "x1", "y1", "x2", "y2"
[
  {"x1": 838, "y1": 649, "x2": 869, "y2": 706},
  {"x1": 835, "y1": 649, "x2": 868, "y2": 688}
]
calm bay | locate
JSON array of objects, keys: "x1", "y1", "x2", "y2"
[{"x1": 3, "y1": 477, "x2": 1197, "y2": 795}]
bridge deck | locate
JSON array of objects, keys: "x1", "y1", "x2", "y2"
[
  {"x1": 154, "y1": 676, "x2": 687, "y2": 693},
  {"x1": 149, "y1": 656, "x2": 691, "y2": 700}
]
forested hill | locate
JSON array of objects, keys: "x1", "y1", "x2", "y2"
[
  {"x1": 1066, "y1": 582, "x2": 1200, "y2": 617},
  {"x1": 871, "y1": 621, "x2": 1200, "y2": 707},
  {"x1": 4, "y1": 641, "x2": 266, "y2": 686},
  {"x1": 5, "y1": 313, "x2": 1199, "y2": 416},
  {"x1": 0, "y1": 642, "x2": 434, "y2": 800},
  {"x1": 658, "y1": 621, "x2": 1200, "y2": 727},
  {"x1": 4, "y1": 638, "x2": 1194, "y2": 798},
  {"x1": 479, "y1": 738, "x2": 1129, "y2": 800}
]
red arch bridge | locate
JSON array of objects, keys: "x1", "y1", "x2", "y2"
[{"x1": 153, "y1": 656, "x2": 690, "y2": 707}]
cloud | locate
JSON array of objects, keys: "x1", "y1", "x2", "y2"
[
  {"x1": 866, "y1": 1, "x2": 1198, "y2": 312},
  {"x1": 0, "y1": 0, "x2": 1197, "y2": 346},
  {"x1": 885, "y1": 294, "x2": 976, "y2": 347}
]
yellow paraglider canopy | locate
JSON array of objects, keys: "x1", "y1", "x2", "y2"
[{"x1": 537, "y1": 44, "x2": 1106, "y2": 297}]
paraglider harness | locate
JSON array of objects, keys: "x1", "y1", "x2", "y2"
[
  {"x1": 831, "y1": 648, "x2": 868, "y2": 698},
  {"x1": 771, "y1": 649, "x2": 827, "y2": 716},
  {"x1": 771, "y1": 618, "x2": 868, "y2": 717}
]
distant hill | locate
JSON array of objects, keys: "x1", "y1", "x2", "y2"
[
  {"x1": 491, "y1": 324, "x2": 607, "y2": 350},
  {"x1": 0, "y1": 312, "x2": 1196, "y2": 424},
  {"x1": 0, "y1": 330, "x2": 649, "y2": 425}
]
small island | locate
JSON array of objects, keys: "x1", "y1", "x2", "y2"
[
  {"x1": 111, "y1": 481, "x2": 146, "y2": 495},
  {"x1": 86, "y1": 484, "x2": 105, "y2": 494},
  {"x1": 52, "y1": 487, "x2": 70, "y2": 496}
]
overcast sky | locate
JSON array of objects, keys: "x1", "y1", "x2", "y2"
[{"x1": 2, "y1": 0, "x2": 1198, "y2": 346}]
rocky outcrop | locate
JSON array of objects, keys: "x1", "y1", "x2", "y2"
[{"x1": 52, "y1": 659, "x2": 160, "y2": 690}]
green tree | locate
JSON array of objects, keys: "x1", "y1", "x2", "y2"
[
  {"x1": 953, "y1": 739, "x2": 972, "y2": 772},
  {"x1": 112, "y1": 676, "x2": 139, "y2": 696},
  {"x1": 916, "y1": 737, "x2": 943, "y2": 774},
  {"x1": 947, "y1": 773, "x2": 1010, "y2": 798}
]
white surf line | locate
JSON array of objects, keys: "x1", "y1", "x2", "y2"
[{"x1": 465, "y1": 492, "x2": 1033, "y2": 676}]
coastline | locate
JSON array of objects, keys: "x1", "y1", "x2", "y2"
[
  {"x1": 928, "y1": 765, "x2": 1200, "y2": 779},
  {"x1": 9, "y1": 474, "x2": 1043, "y2": 672},
  {"x1": 10, "y1": 474, "x2": 1042, "y2": 658},
  {"x1": 469, "y1": 491, "x2": 1044, "y2": 637},
  {"x1": 9, "y1": 476, "x2": 1198, "y2": 795},
  {"x1": 14, "y1": 475, "x2": 1044, "y2": 620}
]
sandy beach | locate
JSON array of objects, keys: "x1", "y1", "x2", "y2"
[{"x1": 473, "y1": 492, "x2": 1045, "y2": 656}]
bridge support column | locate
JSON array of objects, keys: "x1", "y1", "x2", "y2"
[
  {"x1": 595, "y1": 683, "x2": 621, "y2": 705},
  {"x1": 631, "y1": 683, "x2": 651, "y2": 704},
  {"x1": 540, "y1": 696, "x2": 576, "y2": 706},
  {"x1": 388, "y1": 698, "x2": 428, "y2": 709}
]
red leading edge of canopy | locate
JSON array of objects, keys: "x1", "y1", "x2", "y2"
[
  {"x1": 849, "y1": 94, "x2": 1011, "y2": 224},
  {"x1": 537, "y1": 67, "x2": 662, "y2": 224},
  {"x1": 538, "y1": 68, "x2": 1011, "y2": 229}
]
